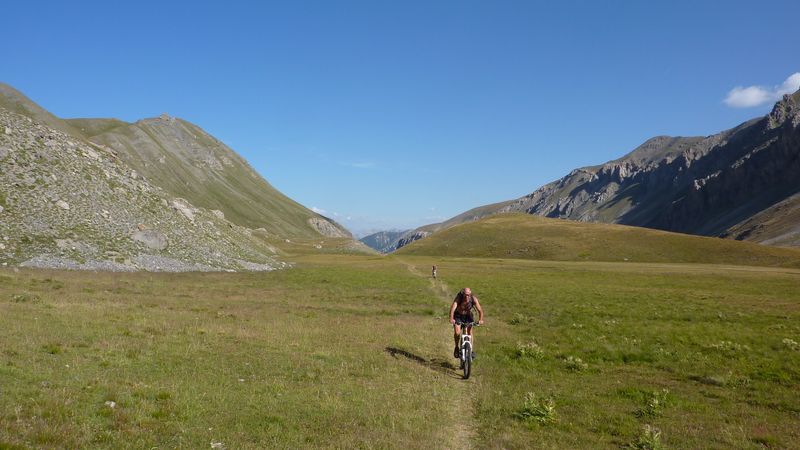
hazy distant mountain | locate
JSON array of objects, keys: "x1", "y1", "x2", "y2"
[
  {"x1": 359, "y1": 229, "x2": 410, "y2": 253},
  {"x1": 0, "y1": 83, "x2": 353, "y2": 271},
  {"x1": 398, "y1": 89, "x2": 800, "y2": 249}
]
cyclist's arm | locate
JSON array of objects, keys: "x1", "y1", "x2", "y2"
[
  {"x1": 473, "y1": 297, "x2": 485, "y2": 324},
  {"x1": 449, "y1": 301, "x2": 457, "y2": 324}
]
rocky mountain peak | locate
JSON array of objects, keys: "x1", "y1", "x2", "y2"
[{"x1": 768, "y1": 88, "x2": 800, "y2": 129}]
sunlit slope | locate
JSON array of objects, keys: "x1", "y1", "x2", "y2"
[
  {"x1": 67, "y1": 116, "x2": 342, "y2": 238},
  {"x1": 395, "y1": 213, "x2": 800, "y2": 267}
]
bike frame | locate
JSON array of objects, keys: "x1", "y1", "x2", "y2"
[
  {"x1": 460, "y1": 333, "x2": 473, "y2": 361},
  {"x1": 456, "y1": 322, "x2": 478, "y2": 361}
]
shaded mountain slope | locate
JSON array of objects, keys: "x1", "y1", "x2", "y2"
[
  {"x1": 359, "y1": 230, "x2": 410, "y2": 253},
  {"x1": 722, "y1": 192, "x2": 800, "y2": 247}
]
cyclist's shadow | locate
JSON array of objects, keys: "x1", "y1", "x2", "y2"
[{"x1": 384, "y1": 346, "x2": 463, "y2": 380}]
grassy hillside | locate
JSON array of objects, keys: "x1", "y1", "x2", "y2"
[
  {"x1": 66, "y1": 116, "x2": 337, "y2": 239},
  {"x1": 396, "y1": 213, "x2": 800, "y2": 268},
  {"x1": 1, "y1": 83, "x2": 348, "y2": 241},
  {"x1": 2, "y1": 255, "x2": 798, "y2": 448},
  {"x1": 68, "y1": 117, "x2": 130, "y2": 137}
]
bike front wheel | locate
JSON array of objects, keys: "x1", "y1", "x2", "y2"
[{"x1": 462, "y1": 346, "x2": 471, "y2": 379}]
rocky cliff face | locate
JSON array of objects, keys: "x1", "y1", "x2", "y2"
[
  {"x1": 395, "y1": 230, "x2": 431, "y2": 250},
  {"x1": 499, "y1": 91, "x2": 800, "y2": 240},
  {"x1": 400, "y1": 90, "x2": 800, "y2": 249}
]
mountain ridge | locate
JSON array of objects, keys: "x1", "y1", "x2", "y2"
[
  {"x1": 0, "y1": 83, "x2": 356, "y2": 271},
  {"x1": 396, "y1": 90, "x2": 800, "y2": 250}
]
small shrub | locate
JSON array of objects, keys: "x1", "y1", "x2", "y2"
[
  {"x1": 518, "y1": 392, "x2": 556, "y2": 424},
  {"x1": 630, "y1": 424, "x2": 663, "y2": 450},
  {"x1": 509, "y1": 313, "x2": 527, "y2": 325},
  {"x1": 515, "y1": 341, "x2": 544, "y2": 359},
  {"x1": 42, "y1": 343, "x2": 62, "y2": 354},
  {"x1": 564, "y1": 356, "x2": 588, "y2": 371},
  {"x1": 635, "y1": 389, "x2": 669, "y2": 418}
]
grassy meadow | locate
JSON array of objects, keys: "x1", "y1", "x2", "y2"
[{"x1": 1, "y1": 253, "x2": 799, "y2": 448}]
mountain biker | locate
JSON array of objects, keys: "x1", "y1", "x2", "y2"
[
  {"x1": 449, "y1": 287, "x2": 484, "y2": 358},
  {"x1": 432, "y1": 265, "x2": 437, "y2": 279}
]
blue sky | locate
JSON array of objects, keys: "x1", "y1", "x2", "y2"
[{"x1": 3, "y1": 1, "x2": 799, "y2": 236}]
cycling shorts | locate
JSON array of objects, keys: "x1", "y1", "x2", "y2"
[{"x1": 453, "y1": 312, "x2": 474, "y2": 325}]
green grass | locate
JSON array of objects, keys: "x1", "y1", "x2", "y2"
[
  {"x1": 65, "y1": 118, "x2": 129, "y2": 138},
  {"x1": 0, "y1": 258, "x2": 459, "y2": 448},
  {"x1": 1, "y1": 254, "x2": 799, "y2": 448},
  {"x1": 396, "y1": 213, "x2": 800, "y2": 268},
  {"x1": 405, "y1": 256, "x2": 800, "y2": 448}
]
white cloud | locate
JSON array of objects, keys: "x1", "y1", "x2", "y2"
[
  {"x1": 311, "y1": 206, "x2": 327, "y2": 215},
  {"x1": 777, "y1": 73, "x2": 800, "y2": 96},
  {"x1": 724, "y1": 72, "x2": 800, "y2": 108}
]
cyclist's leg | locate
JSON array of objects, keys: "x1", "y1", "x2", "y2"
[{"x1": 453, "y1": 323, "x2": 462, "y2": 357}]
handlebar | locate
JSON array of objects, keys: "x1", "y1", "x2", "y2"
[{"x1": 452, "y1": 321, "x2": 481, "y2": 327}]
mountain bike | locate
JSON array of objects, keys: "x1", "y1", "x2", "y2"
[{"x1": 456, "y1": 321, "x2": 479, "y2": 379}]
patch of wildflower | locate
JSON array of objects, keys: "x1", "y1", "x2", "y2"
[
  {"x1": 635, "y1": 389, "x2": 669, "y2": 418},
  {"x1": 515, "y1": 341, "x2": 544, "y2": 359},
  {"x1": 783, "y1": 338, "x2": 799, "y2": 351},
  {"x1": 630, "y1": 425, "x2": 663, "y2": 450},
  {"x1": 564, "y1": 356, "x2": 588, "y2": 371},
  {"x1": 708, "y1": 340, "x2": 750, "y2": 354},
  {"x1": 517, "y1": 392, "x2": 556, "y2": 424}
]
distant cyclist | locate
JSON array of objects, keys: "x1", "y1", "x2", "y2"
[
  {"x1": 432, "y1": 265, "x2": 437, "y2": 279},
  {"x1": 449, "y1": 287, "x2": 485, "y2": 358}
]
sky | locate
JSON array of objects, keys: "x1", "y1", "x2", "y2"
[{"x1": 2, "y1": 1, "x2": 799, "y2": 237}]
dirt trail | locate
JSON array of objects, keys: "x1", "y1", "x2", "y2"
[{"x1": 400, "y1": 259, "x2": 478, "y2": 450}]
